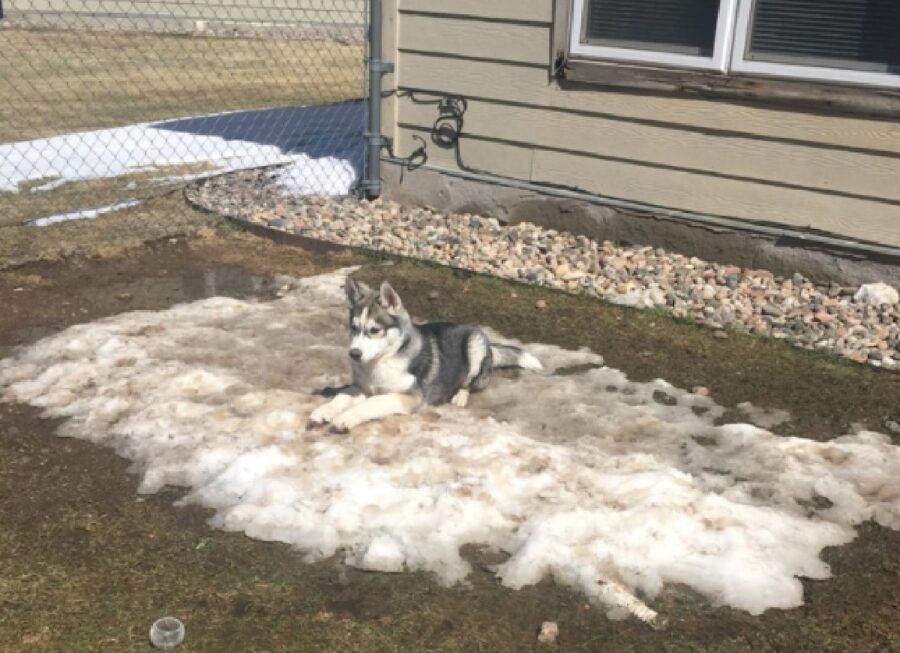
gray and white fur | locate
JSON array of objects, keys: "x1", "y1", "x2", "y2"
[{"x1": 308, "y1": 278, "x2": 542, "y2": 432}]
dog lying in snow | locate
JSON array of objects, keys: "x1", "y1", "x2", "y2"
[{"x1": 307, "y1": 278, "x2": 543, "y2": 432}]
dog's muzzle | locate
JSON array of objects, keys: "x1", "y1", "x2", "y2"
[{"x1": 349, "y1": 348, "x2": 362, "y2": 360}]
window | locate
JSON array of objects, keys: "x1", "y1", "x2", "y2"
[
  {"x1": 570, "y1": 0, "x2": 739, "y2": 71},
  {"x1": 569, "y1": 0, "x2": 900, "y2": 88},
  {"x1": 731, "y1": 0, "x2": 900, "y2": 87}
]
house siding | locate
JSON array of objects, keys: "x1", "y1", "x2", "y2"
[{"x1": 383, "y1": 0, "x2": 900, "y2": 247}]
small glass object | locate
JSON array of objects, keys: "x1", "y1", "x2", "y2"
[{"x1": 149, "y1": 617, "x2": 185, "y2": 650}]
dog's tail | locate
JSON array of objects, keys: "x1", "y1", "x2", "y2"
[{"x1": 490, "y1": 344, "x2": 543, "y2": 371}]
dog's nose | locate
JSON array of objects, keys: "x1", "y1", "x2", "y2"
[{"x1": 349, "y1": 348, "x2": 362, "y2": 360}]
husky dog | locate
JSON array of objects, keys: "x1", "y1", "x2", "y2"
[{"x1": 308, "y1": 278, "x2": 543, "y2": 432}]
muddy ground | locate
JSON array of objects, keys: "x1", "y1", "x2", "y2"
[{"x1": 1, "y1": 224, "x2": 899, "y2": 652}]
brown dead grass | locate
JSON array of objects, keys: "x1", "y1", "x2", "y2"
[
  {"x1": 0, "y1": 239, "x2": 898, "y2": 652},
  {"x1": 0, "y1": 27, "x2": 363, "y2": 142},
  {"x1": 0, "y1": 163, "x2": 214, "y2": 228}
]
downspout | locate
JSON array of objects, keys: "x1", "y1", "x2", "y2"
[{"x1": 361, "y1": 0, "x2": 393, "y2": 199}]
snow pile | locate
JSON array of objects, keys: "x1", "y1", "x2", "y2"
[
  {"x1": 854, "y1": 282, "x2": 899, "y2": 307},
  {"x1": 0, "y1": 103, "x2": 362, "y2": 196},
  {"x1": 2, "y1": 269, "x2": 898, "y2": 623},
  {"x1": 736, "y1": 401, "x2": 792, "y2": 429},
  {"x1": 272, "y1": 157, "x2": 356, "y2": 197}
]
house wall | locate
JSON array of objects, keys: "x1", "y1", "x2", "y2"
[{"x1": 381, "y1": 0, "x2": 900, "y2": 248}]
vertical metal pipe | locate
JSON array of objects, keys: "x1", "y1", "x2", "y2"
[{"x1": 362, "y1": 0, "x2": 390, "y2": 199}]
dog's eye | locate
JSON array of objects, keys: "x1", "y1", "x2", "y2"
[{"x1": 368, "y1": 326, "x2": 382, "y2": 336}]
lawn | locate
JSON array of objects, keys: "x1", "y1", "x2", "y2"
[
  {"x1": 0, "y1": 26, "x2": 363, "y2": 227},
  {"x1": 0, "y1": 27, "x2": 364, "y2": 143},
  {"x1": 0, "y1": 223, "x2": 898, "y2": 652}
]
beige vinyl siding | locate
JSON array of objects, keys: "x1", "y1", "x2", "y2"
[
  {"x1": 399, "y1": 53, "x2": 900, "y2": 155},
  {"x1": 389, "y1": 1, "x2": 900, "y2": 246},
  {"x1": 400, "y1": 0, "x2": 552, "y2": 23},
  {"x1": 398, "y1": 99, "x2": 900, "y2": 202},
  {"x1": 399, "y1": 14, "x2": 550, "y2": 65},
  {"x1": 395, "y1": 126, "x2": 900, "y2": 245}
]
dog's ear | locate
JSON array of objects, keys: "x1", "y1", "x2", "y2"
[
  {"x1": 379, "y1": 281, "x2": 403, "y2": 313},
  {"x1": 345, "y1": 278, "x2": 369, "y2": 306}
]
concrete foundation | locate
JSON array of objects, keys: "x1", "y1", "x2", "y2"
[{"x1": 382, "y1": 163, "x2": 900, "y2": 288}]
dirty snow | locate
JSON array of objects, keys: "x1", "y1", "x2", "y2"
[
  {"x1": 1, "y1": 269, "x2": 899, "y2": 623},
  {"x1": 26, "y1": 199, "x2": 143, "y2": 227},
  {"x1": 271, "y1": 157, "x2": 357, "y2": 197},
  {"x1": 0, "y1": 103, "x2": 362, "y2": 195},
  {"x1": 736, "y1": 402, "x2": 792, "y2": 429},
  {"x1": 854, "y1": 282, "x2": 900, "y2": 307}
]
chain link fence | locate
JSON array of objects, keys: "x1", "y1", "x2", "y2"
[{"x1": 0, "y1": 0, "x2": 366, "y2": 229}]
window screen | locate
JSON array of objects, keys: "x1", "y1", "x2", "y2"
[
  {"x1": 585, "y1": 0, "x2": 721, "y2": 57},
  {"x1": 747, "y1": 0, "x2": 900, "y2": 73}
]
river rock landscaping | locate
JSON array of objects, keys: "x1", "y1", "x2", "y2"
[{"x1": 185, "y1": 167, "x2": 900, "y2": 371}]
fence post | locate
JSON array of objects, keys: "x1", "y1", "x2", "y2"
[{"x1": 361, "y1": 0, "x2": 393, "y2": 199}]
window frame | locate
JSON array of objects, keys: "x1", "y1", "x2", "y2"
[
  {"x1": 569, "y1": 0, "x2": 740, "y2": 72},
  {"x1": 567, "y1": 0, "x2": 900, "y2": 90},
  {"x1": 729, "y1": 0, "x2": 900, "y2": 89}
]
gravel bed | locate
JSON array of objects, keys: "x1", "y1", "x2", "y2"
[{"x1": 185, "y1": 168, "x2": 900, "y2": 371}]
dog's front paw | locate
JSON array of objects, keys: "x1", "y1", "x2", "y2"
[
  {"x1": 329, "y1": 413, "x2": 357, "y2": 433},
  {"x1": 451, "y1": 388, "x2": 469, "y2": 408},
  {"x1": 307, "y1": 406, "x2": 333, "y2": 429}
]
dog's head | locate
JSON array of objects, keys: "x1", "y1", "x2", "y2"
[{"x1": 344, "y1": 278, "x2": 409, "y2": 364}]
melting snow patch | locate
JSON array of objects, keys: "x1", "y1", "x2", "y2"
[
  {"x1": 854, "y1": 282, "x2": 899, "y2": 307},
  {"x1": 272, "y1": 157, "x2": 357, "y2": 197},
  {"x1": 1, "y1": 268, "x2": 899, "y2": 624},
  {"x1": 0, "y1": 103, "x2": 361, "y2": 196},
  {"x1": 736, "y1": 402, "x2": 791, "y2": 429},
  {"x1": 26, "y1": 199, "x2": 143, "y2": 227}
]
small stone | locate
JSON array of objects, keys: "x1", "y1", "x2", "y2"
[
  {"x1": 868, "y1": 350, "x2": 883, "y2": 361},
  {"x1": 427, "y1": 290, "x2": 439, "y2": 301},
  {"x1": 535, "y1": 299, "x2": 548, "y2": 310},
  {"x1": 713, "y1": 330, "x2": 728, "y2": 339},
  {"x1": 885, "y1": 420, "x2": 900, "y2": 435},
  {"x1": 537, "y1": 621, "x2": 559, "y2": 645},
  {"x1": 648, "y1": 289, "x2": 666, "y2": 306},
  {"x1": 692, "y1": 385, "x2": 710, "y2": 396},
  {"x1": 117, "y1": 292, "x2": 133, "y2": 301}
]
